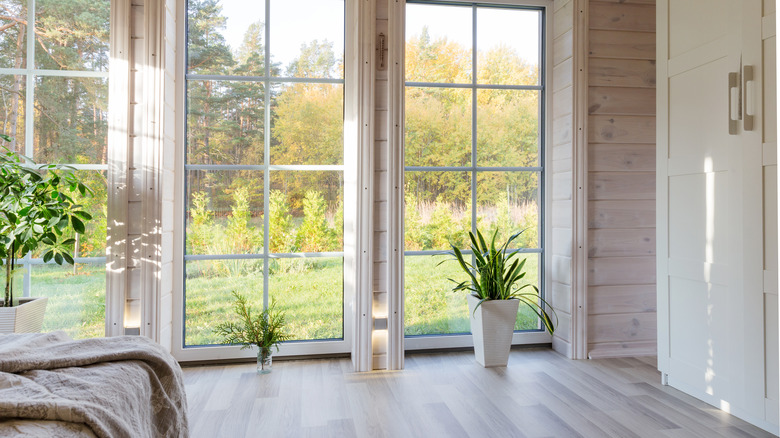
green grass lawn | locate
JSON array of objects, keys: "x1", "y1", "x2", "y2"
[{"x1": 25, "y1": 253, "x2": 543, "y2": 345}]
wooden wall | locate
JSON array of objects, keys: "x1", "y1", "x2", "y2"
[
  {"x1": 550, "y1": 0, "x2": 576, "y2": 357},
  {"x1": 586, "y1": 0, "x2": 657, "y2": 358}
]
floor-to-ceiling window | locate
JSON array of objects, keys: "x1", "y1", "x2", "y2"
[
  {"x1": 0, "y1": 0, "x2": 110, "y2": 339},
  {"x1": 183, "y1": 0, "x2": 346, "y2": 349},
  {"x1": 404, "y1": 2, "x2": 546, "y2": 339}
]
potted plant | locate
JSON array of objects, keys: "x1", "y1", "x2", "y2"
[
  {"x1": 445, "y1": 228, "x2": 556, "y2": 367},
  {"x1": 215, "y1": 291, "x2": 290, "y2": 374},
  {"x1": 0, "y1": 135, "x2": 93, "y2": 333}
]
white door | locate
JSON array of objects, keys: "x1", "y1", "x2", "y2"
[{"x1": 658, "y1": 0, "x2": 770, "y2": 429}]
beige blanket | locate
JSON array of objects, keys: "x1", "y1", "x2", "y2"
[{"x1": 0, "y1": 332, "x2": 188, "y2": 438}]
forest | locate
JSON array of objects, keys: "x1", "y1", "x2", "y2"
[{"x1": 0, "y1": 0, "x2": 543, "y2": 341}]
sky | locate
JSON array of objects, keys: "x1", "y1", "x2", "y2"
[{"x1": 215, "y1": 1, "x2": 540, "y2": 71}]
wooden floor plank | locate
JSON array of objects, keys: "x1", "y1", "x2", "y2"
[{"x1": 182, "y1": 350, "x2": 778, "y2": 438}]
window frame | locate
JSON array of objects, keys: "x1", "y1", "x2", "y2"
[
  {"x1": 401, "y1": 0, "x2": 553, "y2": 351},
  {"x1": 170, "y1": 0, "x2": 357, "y2": 361}
]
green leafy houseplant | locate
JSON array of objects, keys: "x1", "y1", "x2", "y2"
[
  {"x1": 445, "y1": 228, "x2": 556, "y2": 334},
  {"x1": 215, "y1": 291, "x2": 290, "y2": 373},
  {"x1": 0, "y1": 135, "x2": 94, "y2": 308}
]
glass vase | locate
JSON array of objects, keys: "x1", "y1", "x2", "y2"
[{"x1": 257, "y1": 348, "x2": 272, "y2": 374}]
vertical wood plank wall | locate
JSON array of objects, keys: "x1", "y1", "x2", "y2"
[
  {"x1": 586, "y1": 0, "x2": 657, "y2": 358},
  {"x1": 550, "y1": 0, "x2": 575, "y2": 357}
]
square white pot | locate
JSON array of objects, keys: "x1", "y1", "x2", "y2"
[
  {"x1": 467, "y1": 294, "x2": 519, "y2": 367},
  {"x1": 0, "y1": 297, "x2": 48, "y2": 334}
]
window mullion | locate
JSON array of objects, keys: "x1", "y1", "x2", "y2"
[{"x1": 262, "y1": 0, "x2": 272, "y2": 311}]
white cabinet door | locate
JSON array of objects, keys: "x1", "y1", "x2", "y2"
[{"x1": 658, "y1": 0, "x2": 769, "y2": 429}]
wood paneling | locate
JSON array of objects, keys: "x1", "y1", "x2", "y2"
[
  {"x1": 588, "y1": 171, "x2": 655, "y2": 200},
  {"x1": 589, "y1": 58, "x2": 656, "y2": 88},
  {"x1": 588, "y1": 143, "x2": 655, "y2": 171},
  {"x1": 589, "y1": 2, "x2": 655, "y2": 32},
  {"x1": 589, "y1": 29, "x2": 655, "y2": 60},
  {"x1": 588, "y1": 200, "x2": 655, "y2": 229},
  {"x1": 588, "y1": 228, "x2": 655, "y2": 258},
  {"x1": 588, "y1": 87, "x2": 656, "y2": 115},
  {"x1": 588, "y1": 115, "x2": 656, "y2": 144},
  {"x1": 588, "y1": 256, "x2": 656, "y2": 286},
  {"x1": 588, "y1": 312, "x2": 657, "y2": 343},
  {"x1": 589, "y1": 284, "x2": 657, "y2": 315},
  {"x1": 553, "y1": 29, "x2": 574, "y2": 66}
]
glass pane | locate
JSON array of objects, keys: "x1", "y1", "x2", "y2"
[
  {"x1": 56, "y1": 170, "x2": 107, "y2": 257},
  {"x1": 270, "y1": 0, "x2": 344, "y2": 79},
  {"x1": 34, "y1": 0, "x2": 110, "y2": 71},
  {"x1": 184, "y1": 259, "x2": 265, "y2": 346},
  {"x1": 0, "y1": 1, "x2": 27, "y2": 69},
  {"x1": 186, "y1": 169, "x2": 264, "y2": 255},
  {"x1": 33, "y1": 76, "x2": 108, "y2": 164},
  {"x1": 34, "y1": 263, "x2": 106, "y2": 339},
  {"x1": 405, "y1": 171, "x2": 470, "y2": 251},
  {"x1": 186, "y1": 80, "x2": 265, "y2": 165},
  {"x1": 0, "y1": 75, "x2": 26, "y2": 152},
  {"x1": 405, "y1": 87, "x2": 471, "y2": 167},
  {"x1": 271, "y1": 83, "x2": 344, "y2": 165},
  {"x1": 405, "y1": 254, "x2": 470, "y2": 336},
  {"x1": 269, "y1": 256, "x2": 343, "y2": 340},
  {"x1": 477, "y1": 89, "x2": 540, "y2": 167},
  {"x1": 269, "y1": 171, "x2": 344, "y2": 253},
  {"x1": 187, "y1": 1, "x2": 266, "y2": 76},
  {"x1": 476, "y1": 7, "x2": 540, "y2": 86},
  {"x1": 514, "y1": 252, "x2": 542, "y2": 331},
  {"x1": 476, "y1": 171, "x2": 540, "y2": 247},
  {"x1": 405, "y1": 3, "x2": 472, "y2": 84}
]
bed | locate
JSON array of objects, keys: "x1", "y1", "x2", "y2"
[{"x1": 0, "y1": 331, "x2": 189, "y2": 437}]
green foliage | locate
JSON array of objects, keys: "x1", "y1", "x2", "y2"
[
  {"x1": 444, "y1": 228, "x2": 555, "y2": 334},
  {"x1": 214, "y1": 291, "x2": 291, "y2": 362},
  {"x1": 269, "y1": 190, "x2": 294, "y2": 253},
  {"x1": 226, "y1": 187, "x2": 262, "y2": 254},
  {"x1": 427, "y1": 197, "x2": 458, "y2": 249},
  {"x1": 0, "y1": 146, "x2": 94, "y2": 307},
  {"x1": 296, "y1": 190, "x2": 333, "y2": 252},
  {"x1": 187, "y1": 191, "x2": 214, "y2": 254}
]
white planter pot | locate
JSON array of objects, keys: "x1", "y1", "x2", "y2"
[
  {"x1": 0, "y1": 297, "x2": 48, "y2": 334},
  {"x1": 467, "y1": 294, "x2": 519, "y2": 367}
]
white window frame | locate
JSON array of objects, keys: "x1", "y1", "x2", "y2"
[
  {"x1": 170, "y1": 0, "x2": 359, "y2": 362},
  {"x1": 399, "y1": 0, "x2": 554, "y2": 352}
]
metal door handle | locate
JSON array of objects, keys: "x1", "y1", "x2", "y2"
[
  {"x1": 729, "y1": 72, "x2": 739, "y2": 135},
  {"x1": 743, "y1": 65, "x2": 754, "y2": 131}
]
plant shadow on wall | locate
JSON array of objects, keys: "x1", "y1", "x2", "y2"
[
  {"x1": 442, "y1": 228, "x2": 556, "y2": 367},
  {"x1": 215, "y1": 291, "x2": 291, "y2": 374},
  {"x1": 0, "y1": 135, "x2": 94, "y2": 332}
]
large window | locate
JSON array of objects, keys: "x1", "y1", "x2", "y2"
[
  {"x1": 0, "y1": 0, "x2": 110, "y2": 339},
  {"x1": 404, "y1": 2, "x2": 545, "y2": 337},
  {"x1": 183, "y1": 0, "x2": 345, "y2": 347}
]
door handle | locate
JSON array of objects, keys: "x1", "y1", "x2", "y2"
[
  {"x1": 743, "y1": 65, "x2": 754, "y2": 131},
  {"x1": 728, "y1": 72, "x2": 739, "y2": 135}
]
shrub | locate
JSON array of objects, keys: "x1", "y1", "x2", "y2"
[
  {"x1": 269, "y1": 190, "x2": 294, "y2": 253},
  {"x1": 296, "y1": 190, "x2": 332, "y2": 252}
]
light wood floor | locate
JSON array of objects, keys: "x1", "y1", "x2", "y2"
[{"x1": 182, "y1": 348, "x2": 777, "y2": 438}]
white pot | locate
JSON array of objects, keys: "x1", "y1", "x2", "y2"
[
  {"x1": 467, "y1": 294, "x2": 519, "y2": 367},
  {"x1": 0, "y1": 297, "x2": 48, "y2": 334}
]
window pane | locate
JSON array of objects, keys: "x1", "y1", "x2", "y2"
[
  {"x1": 186, "y1": 170, "x2": 264, "y2": 255},
  {"x1": 184, "y1": 259, "x2": 265, "y2": 346},
  {"x1": 476, "y1": 8, "x2": 540, "y2": 86},
  {"x1": 0, "y1": 1, "x2": 27, "y2": 69},
  {"x1": 476, "y1": 171, "x2": 540, "y2": 247},
  {"x1": 34, "y1": 0, "x2": 110, "y2": 72},
  {"x1": 405, "y1": 171, "x2": 470, "y2": 251},
  {"x1": 270, "y1": 0, "x2": 344, "y2": 79},
  {"x1": 269, "y1": 256, "x2": 343, "y2": 340},
  {"x1": 186, "y1": 80, "x2": 265, "y2": 165},
  {"x1": 477, "y1": 89, "x2": 540, "y2": 167},
  {"x1": 0, "y1": 75, "x2": 26, "y2": 152},
  {"x1": 34, "y1": 263, "x2": 106, "y2": 339},
  {"x1": 269, "y1": 171, "x2": 344, "y2": 253},
  {"x1": 405, "y1": 3, "x2": 472, "y2": 84},
  {"x1": 67, "y1": 170, "x2": 107, "y2": 257},
  {"x1": 514, "y1": 252, "x2": 541, "y2": 331},
  {"x1": 405, "y1": 254, "x2": 469, "y2": 336},
  {"x1": 271, "y1": 83, "x2": 344, "y2": 165},
  {"x1": 405, "y1": 87, "x2": 471, "y2": 167},
  {"x1": 187, "y1": 1, "x2": 266, "y2": 76},
  {"x1": 33, "y1": 76, "x2": 108, "y2": 164}
]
